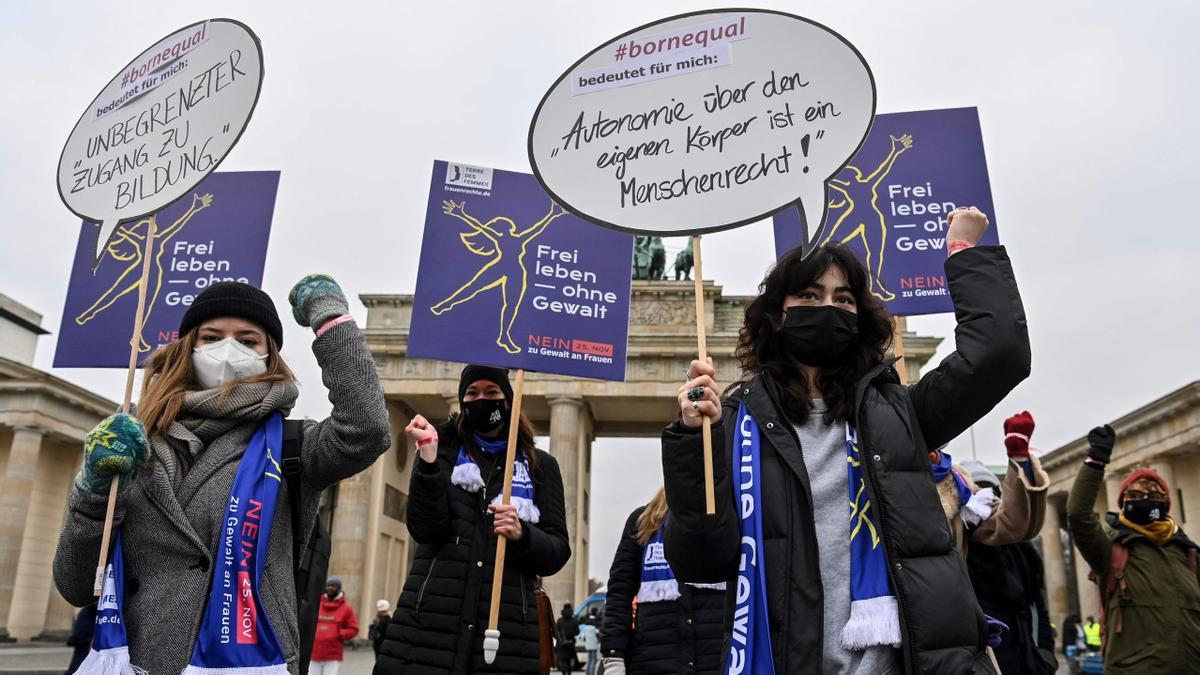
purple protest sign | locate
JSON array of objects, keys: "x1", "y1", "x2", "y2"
[
  {"x1": 54, "y1": 171, "x2": 279, "y2": 367},
  {"x1": 409, "y1": 161, "x2": 634, "y2": 381},
  {"x1": 773, "y1": 107, "x2": 1000, "y2": 316}
]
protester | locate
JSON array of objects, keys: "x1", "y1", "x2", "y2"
[
  {"x1": 600, "y1": 489, "x2": 724, "y2": 674},
  {"x1": 1083, "y1": 616, "x2": 1101, "y2": 653},
  {"x1": 962, "y1": 460, "x2": 1058, "y2": 674},
  {"x1": 52, "y1": 277, "x2": 391, "y2": 674},
  {"x1": 369, "y1": 599, "x2": 392, "y2": 658},
  {"x1": 310, "y1": 577, "x2": 360, "y2": 674},
  {"x1": 932, "y1": 412, "x2": 1049, "y2": 556},
  {"x1": 662, "y1": 207, "x2": 1029, "y2": 673},
  {"x1": 375, "y1": 364, "x2": 571, "y2": 673},
  {"x1": 555, "y1": 603, "x2": 581, "y2": 674},
  {"x1": 580, "y1": 617, "x2": 600, "y2": 675},
  {"x1": 64, "y1": 602, "x2": 96, "y2": 675},
  {"x1": 1059, "y1": 614, "x2": 1083, "y2": 657},
  {"x1": 1067, "y1": 425, "x2": 1200, "y2": 670}
]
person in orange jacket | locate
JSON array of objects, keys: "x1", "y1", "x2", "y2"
[{"x1": 311, "y1": 577, "x2": 360, "y2": 675}]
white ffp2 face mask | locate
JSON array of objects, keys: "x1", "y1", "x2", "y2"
[{"x1": 192, "y1": 337, "x2": 268, "y2": 389}]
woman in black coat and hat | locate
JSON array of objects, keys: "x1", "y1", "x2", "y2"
[{"x1": 375, "y1": 365, "x2": 571, "y2": 674}]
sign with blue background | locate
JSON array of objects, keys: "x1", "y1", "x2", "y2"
[
  {"x1": 55, "y1": 171, "x2": 279, "y2": 367},
  {"x1": 773, "y1": 107, "x2": 1000, "y2": 316},
  {"x1": 409, "y1": 160, "x2": 633, "y2": 381}
]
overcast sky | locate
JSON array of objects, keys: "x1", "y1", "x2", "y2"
[{"x1": 2, "y1": 1, "x2": 1197, "y2": 583}]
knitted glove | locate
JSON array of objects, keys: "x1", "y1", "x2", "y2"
[
  {"x1": 288, "y1": 274, "x2": 349, "y2": 331},
  {"x1": 1003, "y1": 410, "x2": 1035, "y2": 458},
  {"x1": 960, "y1": 487, "x2": 998, "y2": 527},
  {"x1": 1086, "y1": 424, "x2": 1116, "y2": 466},
  {"x1": 600, "y1": 657, "x2": 626, "y2": 675},
  {"x1": 76, "y1": 413, "x2": 147, "y2": 494}
]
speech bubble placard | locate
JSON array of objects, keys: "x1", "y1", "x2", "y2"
[
  {"x1": 529, "y1": 9, "x2": 875, "y2": 238},
  {"x1": 56, "y1": 19, "x2": 263, "y2": 267}
]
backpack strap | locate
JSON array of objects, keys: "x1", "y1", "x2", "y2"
[
  {"x1": 1089, "y1": 540, "x2": 1129, "y2": 654},
  {"x1": 282, "y1": 419, "x2": 304, "y2": 576}
]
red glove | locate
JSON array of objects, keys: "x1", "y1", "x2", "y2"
[{"x1": 1003, "y1": 411, "x2": 1035, "y2": 458}]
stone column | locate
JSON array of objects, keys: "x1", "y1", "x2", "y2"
[
  {"x1": 1039, "y1": 495, "x2": 1071, "y2": 625},
  {"x1": 1105, "y1": 473, "x2": 1123, "y2": 512},
  {"x1": 1073, "y1": 544, "x2": 1100, "y2": 621},
  {"x1": 574, "y1": 409, "x2": 593, "y2": 605},
  {"x1": 546, "y1": 396, "x2": 584, "y2": 608},
  {"x1": 0, "y1": 426, "x2": 44, "y2": 639},
  {"x1": 1151, "y1": 459, "x2": 1177, "y2": 516}
]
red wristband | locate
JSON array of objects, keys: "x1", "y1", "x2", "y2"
[
  {"x1": 316, "y1": 314, "x2": 355, "y2": 337},
  {"x1": 947, "y1": 240, "x2": 975, "y2": 256},
  {"x1": 416, "y1": 434, "x2": 438, "y2": 449}
]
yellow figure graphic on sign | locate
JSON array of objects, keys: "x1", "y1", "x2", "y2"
[
  {"x1": 75, "y1": 192, "x2": 213, "y2": 352},
  {"x1": 432, "y1": 199, "x2": 566, "y2": 354},
  {"x1": 847, "y1": 438, "x2": 880, "y2": 548},
  {"x1": 822, "y1": 134, "x2": 913, "y2": 301}
]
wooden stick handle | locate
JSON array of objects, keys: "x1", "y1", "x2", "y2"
[
  {"x1": 94, "y1": 215, "x2": 157, "y2": 596},
  {"x1": 692, "y1": 236, "x2": 715, "y2": 515},
  {"x1": 892, "y1": 316, "x2": 908, "y2": 385},
  {"x1": 488, "y1": 369, "x2": 526, "y2": 631}
]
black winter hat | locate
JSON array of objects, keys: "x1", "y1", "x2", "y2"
[
  {"x1": 179, "y1": 282, "x2": 284, "y2": 348},
  {"x1": 458, "y1": 364, "x2": 513, "y2": 403}
]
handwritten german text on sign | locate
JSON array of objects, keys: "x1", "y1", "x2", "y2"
[{"x1": 529, "y1": 9, "x2": 875, "y2": 237}]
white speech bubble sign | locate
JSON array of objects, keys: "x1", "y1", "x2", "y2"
[
  {"x1": 529, "y1": 9, "x2": 875, "y2": 243},
  {"x1": 56, "y1": 19, "x2": 263, "y2": 267}
]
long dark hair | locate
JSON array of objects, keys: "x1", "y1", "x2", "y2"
[
  {"x1": 449, "y1": 410, "x2": 540, "y2": 474},
  {"x1": 735, "y1": 243, "x2": 893, "y2": 424}
]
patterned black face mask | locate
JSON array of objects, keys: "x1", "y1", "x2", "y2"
[
  {"x1": 1123, "y1": 498, "x2": 1169, "y2": 525},
  {"x1": 463, "y1": 398, "x2": 509, "y2": 434}
]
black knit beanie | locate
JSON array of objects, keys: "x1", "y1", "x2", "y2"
[
  {"x1": 178, "y1": 281, "x2": 284, "y2": 348},
  {"x1": 458, "y1": 364, "x2": 513, "y2": 403}
]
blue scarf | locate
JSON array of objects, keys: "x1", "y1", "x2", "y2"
[
  {"x1": 930, "y1": 450, "x2": 973, "y2": 507},
  {"x1": 184, "y1": 412, "x2": 288, "y2": 674},
  {"x1": 75, "y1": 531, "x2": 145, "y2": 675},
  {"x1": 451, "y1": 435, "x2": 540, "y2": 523},
  {"x1": 638, "y1": 526, "x2": 726, "y2": 604},
  {"x1": 728, "y1": 403, "x2": 775, "y2": 675},
  {"x1": 843, "y1": 426, "x2": 901, "y2": 649}
]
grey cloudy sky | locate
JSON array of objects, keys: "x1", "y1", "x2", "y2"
[{"x1": 2, "y1": 1, "x2": 1197, "y2": 581}]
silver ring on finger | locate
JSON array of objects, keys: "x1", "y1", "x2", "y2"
[
  {"x1": 687, "y1": 386, "x2": 706, "y2": 402},
  {"x1": 691, "y1": 401, "x2": 701, "y2": 412}
]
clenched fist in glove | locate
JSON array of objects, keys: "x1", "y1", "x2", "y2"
[{"x1": 1003, "y1": 411, "x2": 1036, "y2": 459}]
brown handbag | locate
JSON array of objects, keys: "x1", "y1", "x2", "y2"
[{"x1": 535, "y1": 581, "x2": 559, "y2": 675}]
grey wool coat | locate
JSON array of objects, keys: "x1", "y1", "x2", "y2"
[{"x1": 53, "y1": 322, "x2": 391, "y2": 675}]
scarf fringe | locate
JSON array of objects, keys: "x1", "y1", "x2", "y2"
[
  {"x1": 491, "y1": 493, "x2": 540, "y2": 524},
  {"x1": 451, "y1": 461, "x2": 485, "y2": 492},
  {"x1": 689, "y1": 581, "x2": 728, "y2": 591},
  {"x1": 841, "y1": 596, "x2": 902, "y2": 650},
  {"x1": 182, "y1": 664, "x2": 290, "y2": 675},
  {"x1": 637, "y1": 579, "x2": 681, "y2": 603},
  {"x1": 75, "y1": 647, "x2": 148, "y2": 675}
]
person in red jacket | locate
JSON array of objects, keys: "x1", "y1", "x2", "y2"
[{"x1": 311, "y1": 576, "x2": 360, "y2": 675}]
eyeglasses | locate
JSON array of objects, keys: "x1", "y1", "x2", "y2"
[{"x1": 1124, "y1": 489, "x2": 1167, "y2": 501}]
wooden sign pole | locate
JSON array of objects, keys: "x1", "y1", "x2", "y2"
[
  {"x1": 483, "y1": 368, "x2": 526, "y2": 663},
  {"x1": 892, "y1": 316, "x2": 908, "y2": 385},
  {"x1": 692, "y1": 235, "x2": 716, "y2": 515},
  {"x1": 93, "y1": 215, "x2": 157, "y2": 596}
]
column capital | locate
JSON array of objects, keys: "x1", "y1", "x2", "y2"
[
  {"x1": 547, "y1": 395, "x2": 584, "y2": 409},
  {"x1": 10, "y1": 425, "x2": 46, "y2": 436}
]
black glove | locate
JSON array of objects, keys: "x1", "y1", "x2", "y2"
[{"x1": 1086, "y1": 424, "x2": 1116, "y2": 465}]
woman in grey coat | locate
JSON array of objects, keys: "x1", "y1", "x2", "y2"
[{"x1": 53, "y1": 276, "x2": 391, "y2": 674}]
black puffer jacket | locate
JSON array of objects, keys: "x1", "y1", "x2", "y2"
[
  {"x1": 375, "y1": 421, "x2": 571, "y2": 674},
  {"x1": 601, "y1": 507, "x2": 724, "y2": 674},
  {"x1": 967, "y1": 541, "x2": 1058, "y2": 674},
  {"x1": 662, "y1": 246, "x2": 1030, "y2": 674}
]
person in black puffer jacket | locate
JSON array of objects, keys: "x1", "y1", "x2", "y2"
[
  {"x1": 375, "y1": 365, "x2": 571, "y2": 674},
  {"x1": 600, "y1": 489, "x2": 724, "y2": 675},
  {"x1": 663, "y1": 208, "x2": 1029, "y2": 674}
]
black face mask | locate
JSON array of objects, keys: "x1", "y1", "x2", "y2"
[
  {"x1": 463, "y1": 398, "x2": 509, "y2": 434},
  {"x1": 1123, "y1": 498, "x2": 1169, "y2": 526},
  {"x1": 781, "y1": 305, "x2": 859, "y2": 367},
  {"x1": 325, "y1": 589, "x2": 339, "y2": 600}
]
